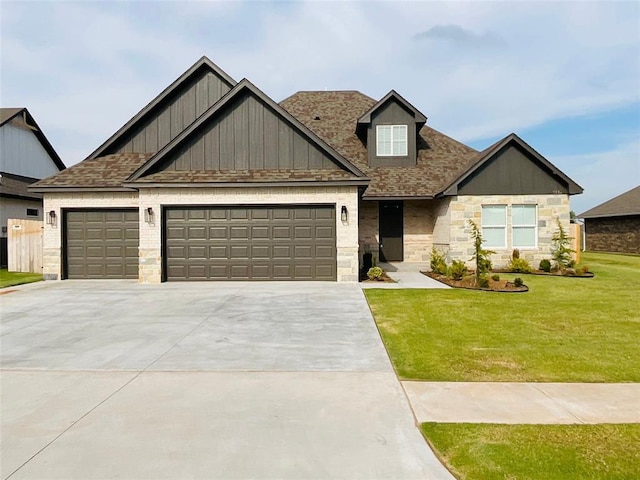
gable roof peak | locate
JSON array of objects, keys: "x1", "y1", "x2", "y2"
[{"x1": 357, "y1": 89, "x2": 428, "y2": 127}]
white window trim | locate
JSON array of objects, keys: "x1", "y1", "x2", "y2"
[
  {"x1": 482, "y1": 204, "x2": 507, "y2": 249},
  {"x1": 511, "y1": 204, "x2": 538, "y2": 249},
  {"x1": 376, "y1": 125, "x2": 408, "y2": 157}
]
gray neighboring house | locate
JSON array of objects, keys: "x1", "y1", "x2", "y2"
[
  {"x1": 0, "y1": 108, "x2": 65, "y2": 268},
  {"x1": 579, "y1": 186, "x2": 640, "y2": 254},
  {"x1": 30, "y1": 56, "x2": 583, "y2": 283}
]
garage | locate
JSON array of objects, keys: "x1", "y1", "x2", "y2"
[
  {"x1": 64, "y1": 209, "x2": 139, "y2": 279},
  {"x1": 164, "y1": 205, "x2": 336, "y2": 281}
]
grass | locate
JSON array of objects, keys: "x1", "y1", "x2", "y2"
[
  {"x1": 365, "y1": 252, "x2": 640, "y2": 382},
  {"x1": 0, "y1": 268, "x2": 43, "y2": 289},
  {"x1": 421, "y1": 423, "x2": 640, "y2": 480}
]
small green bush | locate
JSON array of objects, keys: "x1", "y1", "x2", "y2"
[
  {"x1": 367, "y1": 266, "x2": 383, "y2": 280},
  {"x1": 448, "y1": 260, "x2": 468, "y2": 280},
  {"x1": 539, "y1": 259, "x2": 551, "y2": 272},
  {"x1": 514, "y1": 277, "x2": 524, "y2": 287},
  {"x1": 507, "y1": 257, "x2": 533, "y2": 273},
  {"x1": 491, "y1": 274, "x2": 500, "y2": 281},
  {"x1": 430, "y1": 247, "x2": 448, "y2": 275},
  {"x1": 477, "y1": 274, "x2": 490, "y2": 288}
]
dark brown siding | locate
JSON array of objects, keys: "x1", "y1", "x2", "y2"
[
  {"x1": 113, "y1": 71, "x2": 232, "y2": 155},
  {"x1": 65, "y1": 209, "x2": 139, "y2": 279},
  {"x1": 585, "y1": 216, "x2": 640, "y2": 254},
  {"x1": 367, "y1": 100, "x2": 416, "y2": 167},
  {"x1": 458, "y1": 145, "x2": 569, "y2": 195},
  {"x1": 160, "y1": 92, "x2": 340, "y2": 171},
  {"x1": 164, "y1": 205, "x2": 336, "y2": 281}
]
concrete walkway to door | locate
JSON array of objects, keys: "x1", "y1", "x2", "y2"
[{"x1": 1, "y1": 280, "x2": 453, "y2": 480}]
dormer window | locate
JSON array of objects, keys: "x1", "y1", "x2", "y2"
[{"x1": 376, "y1": 125, "x2": 408, "y2": 156}]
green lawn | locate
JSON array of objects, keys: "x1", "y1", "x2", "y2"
[
  {"x1": 0, "y1": 269, "x2": 43, "y2": 289},
  {"x1": 421, "y1": 423, "x2": 640, "y2": 480},
  {"x1": 364, "y1": 252, "x2": 640, "y2": 382}
]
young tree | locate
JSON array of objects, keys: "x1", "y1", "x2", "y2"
[
  {"x1": 551, "y1": 217, "x2": 575, "y2": 271},
  {"x1": 468, "y1": 219, "x2": 495, "y2": 286}
]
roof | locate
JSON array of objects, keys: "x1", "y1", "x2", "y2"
[
  {"x1": 579, "y1": 186, "x2": 640, "y2": 219},
  {"x1": 30, "y1": 153, "x2": 152, "y2": 191},
  {"x1": 279, "y1": 91, "x2": 478, "y2": 198},
  {"x1": 0, "y1": 172, "x2": 43, "y2": 200},
  {"x1": 356, "y1": 90, "x2": 427, "y2": 129},
  {"x1": 442, "y1": 133, "x2": 584, "y2": 196},
  {"x1": 0, "y1": 108, "x2": 66, "y2": 171}
]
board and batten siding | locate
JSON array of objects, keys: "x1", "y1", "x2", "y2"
[
  {"x1": 0, "y1": 123, "x2": 61, "y2": 178},
  {"x1": 160, "y1": 93, "x2": 340, "y2": 172},
  {"x1": 113, "y1": 71, "x2": 232, "y2": 155},
  {"x1": 458, "y1": 145, "x2": 570, "y2": 196},
  {"x1": 367, "y1": 100, "x2": 417, "y2": 168}
]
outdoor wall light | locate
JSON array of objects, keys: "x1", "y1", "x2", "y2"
[
  {"x1": 46, "y1": 210, "x2": 57, "y2": 226},
  {"x1": 341, "y1": 205, "x2": 348, "y2": 223},
  {"x1": 144, "y1": 207, "x2": 154, "y2": 223}
]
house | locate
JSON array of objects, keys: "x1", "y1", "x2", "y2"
[
  {"x1": 30, "y1": 57, "x2": 582, "y2": 282},
  {"x1": 579, "y1": 186, "x2": 640, "y2": 254},
  {"x1": 0, "y1": 108, "x2": 65, "y2": 268}
]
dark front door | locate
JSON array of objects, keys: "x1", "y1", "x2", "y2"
[{"x1": 379, "y1": 201, "x2": 403, "y2": 262}]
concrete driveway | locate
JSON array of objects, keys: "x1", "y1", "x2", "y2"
[{"x1": 1, "y1": 281, "x2": 453, "y2": 480}]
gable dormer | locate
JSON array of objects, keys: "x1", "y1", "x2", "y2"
[{"x1": 356, "y1": 90, "x2": 427, "y2": 168}]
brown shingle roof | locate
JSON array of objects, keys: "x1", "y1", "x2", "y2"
[
  {"x1": 579, "y1": 186, "x2": 640, "y2": 218},
  {"x1": 0, "y1": 108, "x2": 24, "y2": 125},
  {"x1": 30, "y1": 153, "x2": 152, "y2": 189},
  {"x1": 279, "y1": 91, "x2": 479, "y2": 197},
  {"x1": 0, "y1": 173, "x2": 42, "y2": 200},
  {"x1": 129, "y1": 169, "x2": 363, "y2": 184}
]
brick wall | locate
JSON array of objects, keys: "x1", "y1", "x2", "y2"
[
  {"x1": 585, "y1": 216, "x2": 640, "y2": 254},
  {"x1": 43, "y1": 186, "x2": 360, "y2": 283}
]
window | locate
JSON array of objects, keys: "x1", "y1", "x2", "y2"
[
  {"x1": 482, "y1": 205, "x2": 506, "y2": 248},
  {"x1": 26, "y1": 208, "x2": 39, "y2": 217},
  {"x1": 376, "y1": 125, "x2": 408, "y2": 156},
  {"x1": 512, "y1": 205, "x2": 537, "y2": 248}
]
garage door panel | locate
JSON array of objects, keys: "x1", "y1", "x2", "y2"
[
  {"x1": 65, "y1": 209, "x2": 139, "y2": 279},
  {"x1": 165, "y1": 206, "x2": 335, "y2": 281},
  {"x1": 315, "y1": 226, "x2": 334, "y2": 239}
]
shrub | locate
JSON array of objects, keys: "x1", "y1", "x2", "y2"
[
  {"x1": 468, "y1": 219, "x2": 495, "y2": 285},
  {"x1": 448, "y1": 260, "x2": 468, "y2": 280},
  {"x1": 551, "y1": 218, "x2": 575, "y2": 272},
  {"x1": 539, "y1": 259, "x2": 552, "y2": 273},
  {"x1": 507, "y1": 257, "x2": 533, "y2": 273},
  {"x1": 514, "y1": 277, "x2": 524, "y2": 287},
  {"x1": 430, "y1": 247, "x2": 448, "y2": 275},
  {"x1": 367, "y1": 266, "x2": 383, "y2": 280},
  {"x1": 512, "y1": 248, "x2": 520, "y2": 259},
  {"x1": 491, "y1": 274, "x2": 500, "y2": 281},
  {"x1": 477, "y1": 274, "x2": 490, "y2": 288},
  {"x1": 581, "y1": 265, "x2": 590, "y2": 275}
]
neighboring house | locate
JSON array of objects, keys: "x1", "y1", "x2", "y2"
[
  {"x1": 30, "y1": 57, "x2": 582, "y2": 283},
  {"x1": 0, "y1": 108, "x2": 65, "y2": 268},
  {"x1": 579, "y1": 186, "x2": 640, "y2": 254}
]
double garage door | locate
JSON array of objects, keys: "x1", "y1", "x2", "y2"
[
  {"x1": 64, "y1": 206, "x2": 336, "y2": 281},
  {"x1": 165, "y1": 206, "x2": 336, "y2": 281}
]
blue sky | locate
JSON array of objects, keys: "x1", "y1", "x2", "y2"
[{"x1": 1, "y1": 0, "x2": 638, "y2": 214}]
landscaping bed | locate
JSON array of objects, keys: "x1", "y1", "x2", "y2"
[
  {"x1": 360, "y1": 271, "x2": 396, "y2": 283},
  {"x1": 423, "y1": 271, "x2": 528, "y2": 292}
]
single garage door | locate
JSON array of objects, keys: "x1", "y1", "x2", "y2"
[
  {"x1": 65, "y1": 209, "x2": 139, "y2": 279},
  {"x1": 165, "y1": 205, "x2": 336, "y2": 281}
]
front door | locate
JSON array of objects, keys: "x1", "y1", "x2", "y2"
[{"x1": 379, "y1": 201, "x2": 403, "y2": 262}]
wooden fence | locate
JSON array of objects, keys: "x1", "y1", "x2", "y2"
[
  {"x1": 570, "y1": 223, "x2": 581, "y2": 264},
  {"x1": 7, "y1": 219, "x2": 43, "y2": 273}
]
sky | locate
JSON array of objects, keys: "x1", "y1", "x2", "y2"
[{"x1": 1, "y1": 0, "x2": 639, "y2": 214}]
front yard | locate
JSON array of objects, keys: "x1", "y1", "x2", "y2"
[
  {"x1": 0, "y1": 269, "x2": 43, "y2": 289},
  {"x1": 364, "y1": 252, "x2": 640, "y2": 382}
]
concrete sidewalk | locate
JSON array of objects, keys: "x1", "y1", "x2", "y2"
[
  {"x1": 361, "y1": 263, "x2": 449, "y2": 289},
  {"x1": 403, "y1": 381, "x2": 640, "y2": 424}
]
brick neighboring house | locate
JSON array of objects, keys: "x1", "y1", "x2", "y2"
[
  {"x1": 579, "y1": 186, "x2": 640, "y2": 254},
  {"x1": 30, "y1": 57, "x2": 583, "y2": 283},
  {"x1": 0, "y1": 108, "x2": 65, "y2": 268}
]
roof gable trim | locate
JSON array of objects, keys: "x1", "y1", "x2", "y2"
[
  {"x1": 357, "y1": 90, "x2": 428, "y2": 126},
  {"x1": 128, "y1": 79, "x2": 368, "y2": 181}
]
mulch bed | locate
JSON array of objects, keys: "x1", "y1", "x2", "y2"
[
  {"x1": 422, "y1": 272, "x2": 528, "y2": 292},
  {"x1": 360, "y1": 272, "x2": 397, "y2": 283},
  {"x1": 492, "y1": 269, "x2": 594, "y2": 278}
]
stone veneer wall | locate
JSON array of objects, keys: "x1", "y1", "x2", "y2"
[
  {"x1": 447, "y1": 194, "x2": 571, "y2": 268},
  {"x1": 42, "y1": 192, "x2": 139, "y2": 280},
  {"x1": 358, "y1": 200, "x2": 379, "y2": 263},
  {"x1": 43, "y1": 186, "x2": 360, "y2": 283},
  {"x1": 585, "y1": 216, "x2": 640, "y2": 254}
]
